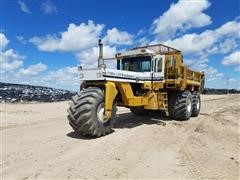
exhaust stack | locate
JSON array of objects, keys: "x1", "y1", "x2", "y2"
[{"x1": 98, "y1": 39, "x2": 104, "y2": 68}]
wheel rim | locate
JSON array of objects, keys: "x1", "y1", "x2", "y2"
[
  {"x1": 97, "y1": 103, "x2": 109, "y2": 124},
  {"x1": 187, "y1": 98, "x2": 192, "y2": 113}
]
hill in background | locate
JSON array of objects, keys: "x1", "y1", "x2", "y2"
[
  {"x1": 0, "y1": 82, "x2": 76, "y2": 103},
  {"x1": 202, "y1": 88, "x2": 240, "y2": 95}
]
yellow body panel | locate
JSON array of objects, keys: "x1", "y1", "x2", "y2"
[
  {"x1": 103, "y1": 81, "x2": 169, "y2": 118},
  {"x1": 104, "y1": 82, "x2": 118, "y2": 120},
  {"x1": 115, "y1": 82, "x2": 148, "y2": 106},
  {"x1": 143, "y1": 92, "x2": 166, "y2": 110},
  {"x1": 142, "y1": 82, "x2": 164, "y2": 90}
]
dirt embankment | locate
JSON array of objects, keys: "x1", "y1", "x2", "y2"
[{"x1": 1, "y1": 95, "x2": 239, "y2": 179}]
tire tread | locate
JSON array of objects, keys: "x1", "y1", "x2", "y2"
[
  {"x1": 168, "y1": 90, "x2": 192, "y2": 120},
  {"x1": 67, "y1": 87, "x2": 116, "y2": 137}
]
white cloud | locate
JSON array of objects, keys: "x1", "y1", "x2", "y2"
[
  {"x1": 16, "y1": 63, "x2": 47, "y2": 77},
  {"x1": 17, "y1": 0, "x2": 31, "y2": 14},
  {"x1": 185, "y1": 58, "x2": 209, "y2": 71},
  {"x1": 30, "y1": 20, "x2": 104, "y2": 52},
  {"x1": 1, "y1": 33, "x2": 51, "y2": 87},
  {"x1": 3, "y1": 65, "x2": 79, "y2": 90},
  {"x1": 30, "y1": 20, "x2": 135, "y2": 54},
  {"x1": 0, "y1": 49, "x2": 24, "y2": 73},
  {"x1": 103, "y1": 28, "x2": 133, "y2": 45},
  {"x1": 29, "y1": 21, "x2": 131, "y2": 68},
  {"x1": 76, "y1": 45, "x2": 117, "y2": 68},
  {"x1": 16, "y1": 35, "x2": 27, "y2": 44},
  {"x1": 0, "y1": 34, "x2": 78, "y2": 90},
  {"x1": 164, "y1": 20, "x2": 240, "y2": 57},
  {"x1": 152, "y1": 0, "x2": 211, "y2": 40},
  {"x1": 0, "y1": 33, "x2": 9, "y2": 50},
  {"x1": 222, "y1": 51, "x2": 240, "y2": 66},
  {"x1": 36, "y1": 66, "x2": 79, "y2": 90},
  {"x1": 136, "y1": 37, "x2": 151, "y2": 46},
  {"x1": 1, "y1": 34, "x2": 24, "y2": 74},
  {"x1": 205, "y1": 66, "x2": 224, "y2": 82},
  {"x1": 43, "y1": 66, "x2": 79, "y2": 88},
  {"x1": 41, "y1": 0, "x2": 57, "y2": 14}
]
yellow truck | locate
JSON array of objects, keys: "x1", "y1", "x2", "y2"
[{"x1": 67, "y1": 40, "x2": 205, "y2": 137}]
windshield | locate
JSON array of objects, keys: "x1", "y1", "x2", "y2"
[{"x1": 121, "y1": 56, "x2": 151, "y2": 72}]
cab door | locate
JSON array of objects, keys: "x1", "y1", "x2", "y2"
[{"x1": 152, "y1": 55, "x2": 165, "y2": 81}]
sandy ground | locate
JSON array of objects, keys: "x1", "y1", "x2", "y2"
[{"x1": 1, "y1": 95, "x2": 240, "y2": 179}]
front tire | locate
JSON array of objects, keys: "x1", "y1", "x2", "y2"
[
  {"x1": 168, "y1": 90, "x2": 193, "y2": 120},
  {"x1": 67, "y1": 87, "x2": 116, "y2": 137}
]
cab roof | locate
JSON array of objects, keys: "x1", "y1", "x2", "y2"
[{"x1": 115, "y1": 43, "x2": 181, "y2": 59}]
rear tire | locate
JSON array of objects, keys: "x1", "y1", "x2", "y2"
[
  {"x1": 191, "y1": 91, "x2": 201, "y2": 117},
  {"x1": 67, "y1": 87, "x2": 116, "y2": 137},
  {"x1": 168, "y1": 90, "x2": 193, "y2": 120}
]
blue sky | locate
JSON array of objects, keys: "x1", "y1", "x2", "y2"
[{"x1": 0, "y1": 0, "x2": 239, "y2": 90}]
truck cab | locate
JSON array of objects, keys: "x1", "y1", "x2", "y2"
[{"x1": 116, "y1": 48, "x2": 166, "y2": 81}]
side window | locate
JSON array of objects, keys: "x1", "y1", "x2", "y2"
[
  {"x1": 157, "y1": 58, "x2": 162, "y2": 72},
  {"x1": 154, "y1": 57, "x2": 162, "y2": 72},
  {"x1": 169, "y1": 55, "x2": 175, "y2": 67},
  {"x1": 117, "y1": 60, "x2": 120, "y2": 70}
]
